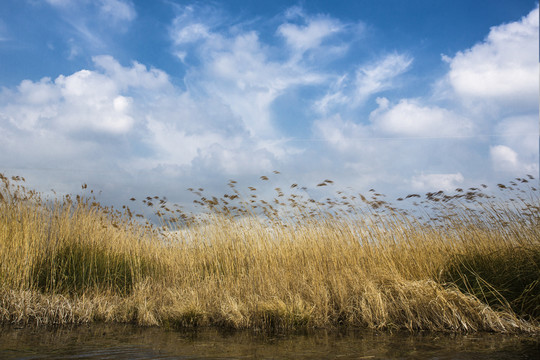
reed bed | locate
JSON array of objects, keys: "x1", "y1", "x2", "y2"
[{"x1": 0, "y1": 173, "x2": 538, "y2": 333}]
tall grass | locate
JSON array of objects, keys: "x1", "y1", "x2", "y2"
[{"x1": 0, "y1": 173, "x2": 538, "y2": 333}]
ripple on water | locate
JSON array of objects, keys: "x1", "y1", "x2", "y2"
[{"x1": 1, "y1": 324, "x2": 539, "y2": 359}]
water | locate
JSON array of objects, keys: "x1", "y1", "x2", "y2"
[{"x1": 1, "y1": 324, "x2": 538, "y2": 359}]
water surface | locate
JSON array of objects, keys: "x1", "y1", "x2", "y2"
[{"x1": 1, "y1": 324, "x2": 538, "y2": 359}]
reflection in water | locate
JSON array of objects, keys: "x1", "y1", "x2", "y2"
[{"x1": 1, "y1": 324, "x2": 538, "y2": 359}]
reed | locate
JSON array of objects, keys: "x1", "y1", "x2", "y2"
[{"x1": 0, "y1": 173, "x2": 538, "y2": 333}]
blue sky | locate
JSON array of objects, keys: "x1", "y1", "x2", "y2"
[{"x1": 0, "y1": 0, "x2": 538, "y2": 209}]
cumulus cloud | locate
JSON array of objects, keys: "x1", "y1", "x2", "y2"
[
  {"x1": 442, "y1": 5, "x2": 539, "y2": 176},
  {"x1": 490, "y1": 145, "x2": 522, "y2": 172},
  {"x1": 444, "y1": 6, "x2": 539, "y2": 110},
  {"x1": 0, "y1": 59, "x2": 143, "y2": 139},
  {"x1": 93, "y1": 55, "x2": 170, "y2": 90},
  {"x1": 369, "y1": 97, "x2": 473, "y2": 138},
  {"x1": 1, "y1": 68, "x2": 135, "y2": 134},
  {"x1": 492, "y1": 146, "x2": 520, "y2": 170},
  {"x1": 0, "y1": 53, "x2": 282, "y2": 200},
  {"x1": 311, "y1": 109, "x2": 479, "y2": 194},
  {"x1": 314, "y1": 5, "x2": 538, "y2": 192},
  {"x1": 1, "y1": 78, "x2": 61, "y2": 131}
]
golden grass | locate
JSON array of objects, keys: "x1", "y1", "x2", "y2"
[{"x1": 0, "y1": 173, "x2": 538, "y2": 333}]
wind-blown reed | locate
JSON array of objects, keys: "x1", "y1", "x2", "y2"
[{"x1": 0, "y1": 173, "x2": 538, "y2": 333}]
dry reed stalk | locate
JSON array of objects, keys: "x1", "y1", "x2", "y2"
[{"x1": 0, "y1": 173, "x2": 538, "y2": 333}]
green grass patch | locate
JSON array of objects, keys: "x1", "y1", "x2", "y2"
[
  {"x1": 31, "y1": 241, "x2": 136, "y2": 295},
  {"x1": 440, "y1": 246, "x2": 540, "y2": 320}
]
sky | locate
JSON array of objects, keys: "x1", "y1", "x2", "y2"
[{"x1": 0, "y1": 0, "x2": 538, "y2": 211}]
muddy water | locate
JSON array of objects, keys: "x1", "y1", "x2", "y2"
[{"x1": 1, "y1": 324, "x2": 538, "y2": 359}]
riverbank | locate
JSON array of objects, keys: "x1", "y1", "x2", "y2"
[{"x1": 1, "y1": 173, "x2": 538, "y2": 333}]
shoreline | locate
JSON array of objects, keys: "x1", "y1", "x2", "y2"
[{"x1": 1, "y1": 276, "x2": 538, "y2": 334}]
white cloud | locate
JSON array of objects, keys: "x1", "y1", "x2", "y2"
[
  {"x1": 113, "y1": 95, "x2": 130, "y2": 112},
  {"x1": 314, "y1": 53, "x2": 412, "y2": 114},
  {"x1": 490, "y1": 145, "x2": 521, "y2": 172},
  {"x1": 0, "y1": 52, "x2": 284, "y2": 198},
  {"x1": 46, "y1": 0, "x2": 136, "y2": 23},
  {"x1": 445, "y1": 6, "x2": 539, "y2": 110},
  {"x1": 145, "y1": 118, "x2": 226, "y2": 166},
  {"x1": 43, "y1": 0, "x2": 136, "y2": 57},
  {"x1": 98, "y1": 0, "x2": 136, "y2": 23},
  {"x1": 2, "y1": 4, "x2": 539, "y2": 208},
  {"x1": 0, "y1": 58, "x2": 165, "y2": 136},
  {"x1": 494, "y1": 115, "x2": 538, "y2": 157},
  {"x1": 313, "y1": 88, "x2": 348, "y2": 114},
  {"x1": 313, "y1": 114, "x2": 371, "y2": 153},
  {"x1": 17, "y1": 78, "x2": 61, "y2": 105},
  {"x1": 1, "y1": 78, "x2": 61, "y2": 131},
  {"x1": 284, "y1": 6, "x2": 304, "y2": 20},
  {"x1": 411, "y1": 173, "x2": 464, "y2": 191},
  {"x1": 354, "y1": 54, "x2": 412, "y2": 104},
  {"x1": 311, "y1": 114, "x2": 474, "y2": 193},
  {"x1": 490, "y1": 136, "x2": 538, "y2": 174},
  {"x1": 44, "y1": 0, "x2": 73, "y2": 6},
  {"x1": 277, "y1": 17, "x2": 344, "y2": 56},
  {"x1": 168, "y1": 5, "x2": 221, "y2": 46},
  {"x1": 311, "y1": 105, "x2": 482, "y2": 194},
  {"x1": 438, "y1": 6, "x2": 539, "y2": 177},
  {"x1": 170, "y1": 9, "x2": 327, "y2": 140},
  {"x1": 93, "y1": 55, "x2": 170, "y2": 90},
  {"x1": 55, "y1": 69, "x2": 135, "y2": 134},
  {"x1": 312, "y1": 6, "x2": 539, "y2": 193},
  {"x1": 369, "y1": 98, "x2": 473, "y2": 138},
  {"x1": 171, "y1": 23, "x2": 211, "y2": 45}
]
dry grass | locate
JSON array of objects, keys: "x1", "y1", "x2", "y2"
[{"x1": 0, "y1": 173, "x2": 538, "y2": 333}]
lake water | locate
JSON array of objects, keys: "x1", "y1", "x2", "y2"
[{"x1": 1, "y1": 324, "x2": 538, "y2": 359}]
